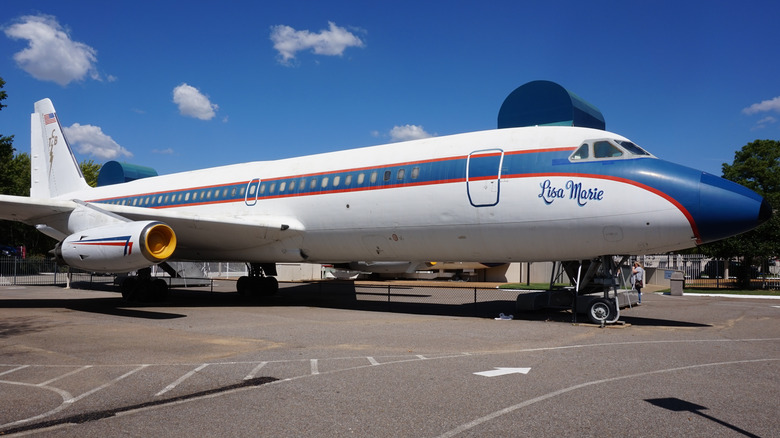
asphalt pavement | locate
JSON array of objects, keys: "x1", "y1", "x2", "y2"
[{"x1": 0, "y1": 281, "x2": 778, "y2": 437}]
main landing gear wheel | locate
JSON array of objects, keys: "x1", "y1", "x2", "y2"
[{"x1": 587, "y1": 298, "x2": 617, "y2": 325}]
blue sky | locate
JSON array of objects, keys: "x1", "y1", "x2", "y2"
[{"x1": 1, "y1": 0, "x2": 778, "y2": 176}]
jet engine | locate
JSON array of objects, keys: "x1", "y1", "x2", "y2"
[{"x1": 54, "y1": 221, "x2": 176, "y2": 273}]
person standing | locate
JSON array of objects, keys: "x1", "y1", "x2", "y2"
[{"x1": 632, "y1": 261, "x2": 644, "y2": 303}]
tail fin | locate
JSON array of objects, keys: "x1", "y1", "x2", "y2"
[{"x1": 30, "y1": 99, "x2": 91, "y2": 198}]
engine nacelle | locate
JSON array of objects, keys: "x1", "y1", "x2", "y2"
[{"x1": 54, "y1": 221, "x2": 176, "y2": 273}]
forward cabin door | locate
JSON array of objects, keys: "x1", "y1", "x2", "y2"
[
  {"x1": 466, "y1": 149, "x2": 504, "y2": 207},
  {"x1": 245, "y1": 178, "x2": 261, "y2": 206}
]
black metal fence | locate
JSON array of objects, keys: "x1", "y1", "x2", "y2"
[
  {"x1": 638, "y1": 254, "x2": 780, "y2": 290},
  {"x1": 0, "y1": 257, "x2": 114, "y2": 289},
  {"x1": 308, "y1": 281, "x2": 522, "y2": 318}
]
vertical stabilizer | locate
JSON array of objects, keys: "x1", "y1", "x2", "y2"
[{"x1": 30, "y1": 99, "x2": 90, "y2": 198}]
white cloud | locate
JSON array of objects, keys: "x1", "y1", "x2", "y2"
[
  {"x1": 4, "y1": 15, "x2": 101, "y2": 86},
  {"x1": 270, "y1": 21, "x2": 364, "y2": 65},
  {"x1": 172, "y1": 83, "x2": 218, "y2": 120},
  {"x1": 152, "y1": 148, "x2": 175, "y2": 155},
  {"x1": 389, "y1": 125, "x2": 435, "y2": 142},
  {"x1": 64, "y1": 123, "x2": 132, "y2": 160},
  {"x1": 742, "y1": 96, "x2": 780, "y2": 115}
]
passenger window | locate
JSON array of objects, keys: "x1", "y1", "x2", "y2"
[
  {"x1": 289, "y1": 180, "x2": 296, "y2": 191},
  {"x1": 357, "y1": 173, "x2": 365, "y2": 184},
  {"x1": 310, "y1": 179, "x2": 317, "y2": 189},
  {"x1": 279, "y1": 182, "x2": 286, "y2": 192},
  {"x1": 333, "y1": 175, "x2": 340, "y2": 187},
  {"x1": 321, "y1": 177, "x2": 329, "y2": 188},
  {"x1": 231, "y1": 188, "x2": 237, "y2": 196},
  {"x1": 397, "y1": 169, "x2": 405, "y2": 180},
  {"x1": 239, "y1": 187, "x2": 245, "y2": 195},
  {"x1": 594, "y1": 141, "x2": 623, "y2": 158},
  {"x1": 133, "y1": 198, "x2": 138, "y2": 206},
  {"x1": 572, "y1": 144, "x2": 589, "y2": 160},
  {"x1": 259, "y1": 184, "x2": 266, "y2": 194},
  {"x1": 185, "y1": 192, "x2": 190, "y2": 201},
  {"x1": 269, "y1": 183, "x2": 276, "y2": 193},
  {"x1": 345, "y1": 174, "x2": 353, "y2": 185},
  {"x1": 370, "y1": 172, "x2": 378, "y2": 183},
  {"x1": 411, "y1": 167, "x2": 420, "y2": 179},
  {"x1": 384, "y1": 170, "x2": 391, "y2": 181},
  {"x1": 249, "y1": 185, "x2": 257, "y2": 195}
]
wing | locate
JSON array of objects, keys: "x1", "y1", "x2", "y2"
[{"x1": 0, "y1": 194, "x2": 303, "y2": 255}]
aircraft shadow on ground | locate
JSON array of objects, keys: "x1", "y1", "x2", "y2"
[{"x1": 1, "y1": 282, "x2": 713, "y2": 327}]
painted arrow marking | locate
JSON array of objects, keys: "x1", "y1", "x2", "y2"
[{"x1": 474, "y1": 367, "x2": 531, "y2": 377}]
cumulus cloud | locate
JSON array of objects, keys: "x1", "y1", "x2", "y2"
[
  {"x1": 172, "y1": 83, "x2": 218, "y2": 120},
  {"x1": 63, "y1": 123, "x2": 132, "y2": 160},
  {"x1": 4, "y1": 15, "x2": 101, "y2": 86},
  {"x1": 270, "y1": 21, "x2": 364, "y2": 65},
  {"x1": 389, "y1": 125, "x2": 435, "y2": 142},
  {"x1": 742, "y1": 96, "x2": 780, "y2": 115}
]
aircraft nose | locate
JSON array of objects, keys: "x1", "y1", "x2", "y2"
[{"x1": 695, "y1": 173, "x2": 770, "y2": 244}]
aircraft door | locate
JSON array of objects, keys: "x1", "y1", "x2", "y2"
[
  {"x1": 467, "y1": 149, "x2": 504, "y2": 207},
  {"x1": 245, "y1": 178, "x2": 261, "y2": 206}
]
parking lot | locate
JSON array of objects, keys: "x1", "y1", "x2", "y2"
[{"x1": 1, "y1": 281, "x2": 778, "y2": 437}]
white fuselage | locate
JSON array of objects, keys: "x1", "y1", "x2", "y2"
[{"x1": 55, "y1": 126, "x2": 700, "y2": 264}]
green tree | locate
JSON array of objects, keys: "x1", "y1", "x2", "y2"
[
  {"x1": 700, "y1": 139, "x2": 780, "y2": 287},
  {"x1": 0, "y1": 77, "x2": 16, "y2": 195},
  {"x1": 0, "y1": 78, "x2": 57, "y2": 255},
  {"x1": 80, "y1": 159, "x2": 101, "y2": 187}
]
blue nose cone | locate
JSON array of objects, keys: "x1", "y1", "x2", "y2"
[{"x1": 695, "y1": 173, "x2": 771, "y2": 244}]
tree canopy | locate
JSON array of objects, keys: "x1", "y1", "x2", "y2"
[{"x1": 699, "y1": 139, "x2": 780, "y2": 286}]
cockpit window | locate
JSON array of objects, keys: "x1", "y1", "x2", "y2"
[
  {"x1": 570, "y1": 139, "x2": 653, "y2": 162},
  {"x1": 615, "y1": 140, "x2": 650, "y2": 156},
  {"x1": 594, "y1": 141, "x2": 623, "y2": 158},
  {"x1": 571, "y1": 144, "x2": 589, "y2": 160}
]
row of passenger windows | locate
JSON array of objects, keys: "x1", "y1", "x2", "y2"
[
  {"x1": 249, "y1": 167, "x2": 421, "y2": 196},
  {"x1": 99, "y1": 166, "x2": 422, "y2": 206}
]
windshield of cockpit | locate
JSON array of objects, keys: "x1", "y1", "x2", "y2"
[{"x1": 569, "y1": 139, "x2": 652, "y2": 162}]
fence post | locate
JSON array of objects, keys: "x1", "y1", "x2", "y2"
[{"x1": 13, "y1": 257, "x2": 18, "y2": 286}]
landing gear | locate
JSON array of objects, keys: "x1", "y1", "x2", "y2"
[
  {"x1": 120, "y1": 268, "x2": 169, "y2": 302},
  {"x1": 587, "y1": 298, "x2": 617, "y2": 325},
  {"x1": 237, "y1": 263, "x2": 279, "y2": 297}
]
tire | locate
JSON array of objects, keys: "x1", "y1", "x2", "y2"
[{"x1": 587, "y1": 298, "x2": 616, "y2": 324}]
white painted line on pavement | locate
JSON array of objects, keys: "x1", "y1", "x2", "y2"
[
  {"x1": 156, "y1": 364, "x2": 209, "y2": 397},
  {"x1": 0, "y1": 365, "x2": 29, "y2": 377},
  {"x1": 69, "y1": 365, "x2": 150, "y2": 403},
  {"x1": 37, "y1": 366, "x2": 92, "y2": 386},
  {"x1": 244, "y1": 361, "x2": 268, "y2": 380}
]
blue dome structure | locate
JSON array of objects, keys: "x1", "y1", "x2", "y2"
[
  {"x1": 497, "y1": 80, "x2": 606, "y2": 130},
  {"x1": 97, "y1": 161, "x2": 158, "y2": 187}
]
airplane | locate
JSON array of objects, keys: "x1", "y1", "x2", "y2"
[{"x1": 0, "y1": 82, "x2": 771, "y2": 322}]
